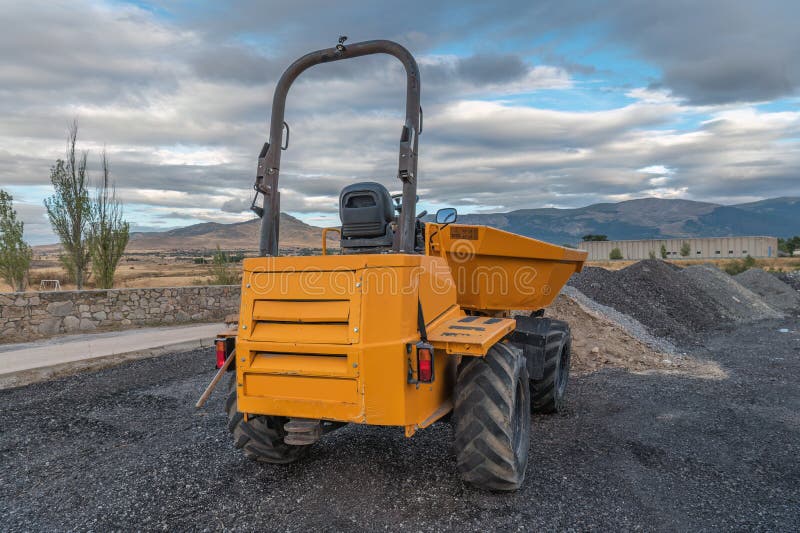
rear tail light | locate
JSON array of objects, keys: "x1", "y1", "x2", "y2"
[
  {"x1": 215, "y1": 339, "x2": 227, "y2": 369},
  {"x1": 416, "y1": 342, "x2": 435, "y2": 383}
]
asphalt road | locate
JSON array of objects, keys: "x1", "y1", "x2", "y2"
[{"x1": 1, "y1": 319, "x2": 798, "y2": 531}]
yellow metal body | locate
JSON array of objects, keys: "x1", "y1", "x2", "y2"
[{"x1": 234, "y1": 223, "x2": 586, "y2": 436}]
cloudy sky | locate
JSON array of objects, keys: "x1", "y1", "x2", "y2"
[{"x1": 1, "y1": 0, "x2": 799, "y2": 244}]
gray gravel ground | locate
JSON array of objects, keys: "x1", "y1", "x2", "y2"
[
  {"x1": 682, "y1": 264, "x2": 783, "y2": 321},
  {"x1": 736, "y1": 269, "x2": 800, "y2": 315},
  {"x1": 2, "y1": 320, "x2": 800, "y2": 531}
]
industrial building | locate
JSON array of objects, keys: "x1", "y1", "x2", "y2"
[{"x1": 578, "y1": 236, "x2": 778, "y2": 261}]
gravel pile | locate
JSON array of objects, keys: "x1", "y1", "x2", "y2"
[
  {"x1": 568, "y1": 260, "x2": 726, "y2": 341},
  {"x1": 774, "y1": 270, "x2": 800, "y2": 292},
  {"x1": 560, "y1": 285, "x2": 678, "y2": 355},
  {"x1": 735, "y1": 269, "x2": 800, "y2": 314},
  {"x1": 681, "y1": 264, "x2": 783, "y2": 321}
]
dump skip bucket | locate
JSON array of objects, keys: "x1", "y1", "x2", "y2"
[{"x1": 432, "y1": 224, "x2": 587, "y2": 311}]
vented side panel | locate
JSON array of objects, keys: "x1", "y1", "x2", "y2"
[
  {"x1": 253, "y1": 299, "x2": 349, "y2": 322},
  {"x1": 251, "y1": 322, "x2": 350, "y2": 344}
]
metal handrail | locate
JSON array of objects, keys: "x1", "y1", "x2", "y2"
[{"x1": 321, "y1": 227, "x2": 342, "y2": 255}]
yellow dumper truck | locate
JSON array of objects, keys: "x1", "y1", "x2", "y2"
[{"x1": 206, "y1": 38, "x2": 586, "y2": 491}]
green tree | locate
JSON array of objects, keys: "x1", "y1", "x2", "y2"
[
  {"x1": 210, "y1": 245, "x2": 239, "y2": 285},
  {"x1": 660, "y1": 244, "x2": 668, "y2": 259},
  {"x1": 648, "y1": 250, "x2": 656, "y2": 260},
  {"x1": 778, "y1": 236, "x2": 800, "y2": 254},
  {"x1": 680, "y1": 241, "x2": 691, "y2": 257},
  {"x1": 609, "y1": 247, "x2": 623, "y2": 260},
  {"x1": 582, "y1": 234, "x2": 608, "y2": 242},
  {"x1": 0, "y1": 190, "x2": 33, "y2": 291},
  {"x1": 44, "y1": 121, "x2": 92, "y2": 289},
  {"x1": 89, "y1": 150, "x2": 129, "y2": 289}
]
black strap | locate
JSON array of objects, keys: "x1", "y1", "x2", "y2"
[{"x1": 417, "y1": 299, "x2": 428, "y2": 342}]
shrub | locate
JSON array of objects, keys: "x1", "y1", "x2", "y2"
[
  {"x1": 648, "y1": 250, "x2": 656, "y2": 260},
  {"x1": 210, "y1": 246, "x2": 239, "y2": 285},
  {"x1": 609, "y1": 248, "x2": 623, "y2": 260},
  {"x1": 723, "y1": 256, "x2": 756, "y2": 276},
  {"x1": 680, "y1": 242, "x2": 691, "y2": 257},
  {"x1": 660, "y1": 244, "x2": 668, "y2": 259}
]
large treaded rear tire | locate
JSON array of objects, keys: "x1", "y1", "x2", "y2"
[
  {"x1": 531, "y1": 320, "x2": 571, "y2": 414},
  {"x1": 453, "y1": 342, "x2": 531, "y2": 491},
  {"x1": 225, "y1": 382, "x2": 310, "y2": 464}
]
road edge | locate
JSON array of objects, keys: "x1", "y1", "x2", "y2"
[{"x1": 0, "y1": 336, "x2": 216, "y2": 390}]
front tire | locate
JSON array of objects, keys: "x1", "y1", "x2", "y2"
[
  {"x1": 531, "y1": 320, "x2": 571, "y2": 414},
  {"x1": 225, "y1": 382, "x2": 310, "y2": 464},
  {"x1": 453, "y1": 342, "x2": 531, "y2": 491}
]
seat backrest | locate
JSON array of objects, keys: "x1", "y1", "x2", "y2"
[{"x1": 339, "y1": 182, "x2": 395, "y2": 239}]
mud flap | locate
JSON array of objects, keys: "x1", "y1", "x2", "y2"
[{"x1": 510, "y1": 316, "x2": 552, "y2": 380}]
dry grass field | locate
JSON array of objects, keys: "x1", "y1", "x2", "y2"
[
  {"x1": 2, "y1": 251, "x2": 797, "y2": 294},
  {"x1": 0, "y1": 253, "x2": 215, "y2": 292}
]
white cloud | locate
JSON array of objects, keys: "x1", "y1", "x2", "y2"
[
  {"x1": 638, "y1": 165, "x2": 674, "y2": 175},
  {"x1": 2, "y1": 0, "x2": 800, "y2": 245}
]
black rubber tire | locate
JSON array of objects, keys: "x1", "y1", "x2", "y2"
[
  {"x1": 530, "y1": 320, "x2": 571, "y2": 414},
  {"x1": 453, "y1": 342, "x2": 531, "y2": 491},
  {"x1": 225, "y1": 380, "x2": 310, "y2": 464}
]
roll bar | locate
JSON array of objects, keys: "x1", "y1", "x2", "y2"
[{"x1": 254, "y1": 38, "x2": 422, "y2": 256}]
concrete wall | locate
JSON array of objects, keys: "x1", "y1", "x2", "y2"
[
  {"x1": 578, "y1": 236, "x2": 778, "y2": 261},
  {"x1": 0, "y1": 285, "x2": 241, "y2": 344}
]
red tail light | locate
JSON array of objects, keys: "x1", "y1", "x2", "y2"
[
  {"x1": 417, "y1": 343, "x2": 434, "y2": 383},
  {"x1": 215, "y1": 339, "x2": 226, "y2": 369}
]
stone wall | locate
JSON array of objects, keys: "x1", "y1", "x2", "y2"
[{"x1": 0, "y1": 286, "x2": 241, "y2": 343}]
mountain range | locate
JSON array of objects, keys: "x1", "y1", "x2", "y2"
[
  {"x1": 45, "y1": 196, "x2": 798, "y2": 252},
  {"x1": 453, "y1": 197, "x2": 800, "y2": 245}
]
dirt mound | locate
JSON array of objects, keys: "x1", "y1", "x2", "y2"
[
  {"x1": 735, "y1": 269, "x2": 800, "y2": 314},
  {"x1": 545, "y1": 294, "x2": 723, "y2": 378},
  {"x1": 568, "y1": 259, "x2": 726, "y2": 341},
  {"x1": 681, "y1": 264, "x2": 783, "y2": 321}
]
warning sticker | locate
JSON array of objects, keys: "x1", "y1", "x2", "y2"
[{"x1": 450, "y1": 226, "x2": 479, "y2": 240}]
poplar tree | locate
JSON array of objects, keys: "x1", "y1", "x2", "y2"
[
  {"x1": 45, "y1": 121, "x2": 92, "y2": 289},
  {"x1": 89, "y1": 150, "x2": 129, "y2": 289}
]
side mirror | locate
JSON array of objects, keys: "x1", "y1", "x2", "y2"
[{"x1": 435, "y1": 208, "x2": 457, "y2": 224}]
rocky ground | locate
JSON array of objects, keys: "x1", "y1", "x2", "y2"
[{"x1": 2, "y1": 317, "x2": 799, "y2": 531}]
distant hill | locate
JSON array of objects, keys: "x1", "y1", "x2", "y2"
[
  {"x1": 124, "y1": 213, "x2": 332, "y2": 252},
  {"x1": 35, "y1": 197, "x2": 800, "y2": 253},
  {"x1": 454, "y1": 197, "x2": 800, "y2": 245}
]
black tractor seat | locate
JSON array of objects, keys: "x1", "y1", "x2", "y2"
[{"x1": 339, "y1": 182, "x2": 395, "y2": 250}]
